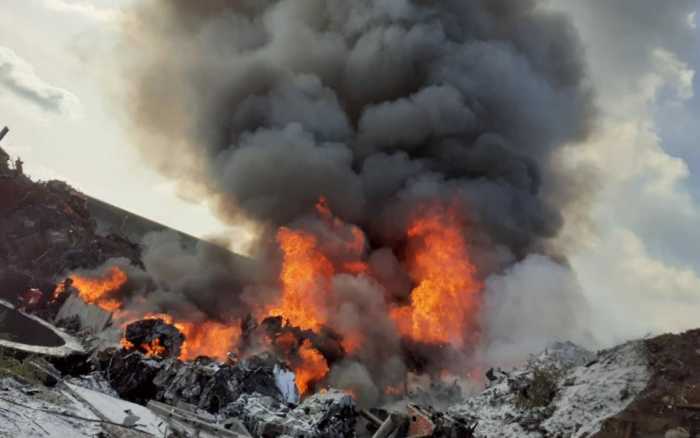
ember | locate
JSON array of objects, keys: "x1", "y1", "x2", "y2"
[
  {"x1": 120, "y1": 338, "x2": 134, "y2": 349},
  {"x1": 142, "y1": 338, "x2": 167, "y2": 358}
]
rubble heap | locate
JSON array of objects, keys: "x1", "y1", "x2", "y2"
[
  {"x1": 10, "y1": 296, "x2": 700, "y2": 437},
  {"x1": 104, "y1": 321, "x2": 298, "y2": 414},
  {"x1": 0, "y1": 166, "x2": 140, "y2": 310},
  {"x1": 597, "y1": 329, "x2": 700, "y2": 437},
  {"x1": 225, "y1": 389, "x2": 356, "y2": 438},
  {"x1": 449, "y1": 341, "x2": 649, "y2": 437},
  {"x1": 154, "y1": 353, "x2": 292, "y2": 413},
  {"x1": 5, "y1": 139, "x2": 700, "y2": 437}
]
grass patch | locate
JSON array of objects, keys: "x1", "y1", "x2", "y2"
[{"x1": 0, "y1": 349, "x2": 45, "y2": 385}]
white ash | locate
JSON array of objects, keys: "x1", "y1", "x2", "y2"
[{"x1": 450, "y1": 341, "x2": 649, "y2": 438}]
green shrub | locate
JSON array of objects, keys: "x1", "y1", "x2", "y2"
[
  {"x1": 515, "y1": 367, "x2": 561, "y2": 409},
  {"x1": 0, "y1": 350, "x2": 44, "y2": 385}
]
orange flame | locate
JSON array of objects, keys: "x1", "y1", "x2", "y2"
[
  {"x1": 268, "y1": 227, "x2": 334, "y2": 330},
  {"x1": 120, "y1": 313, "x2": 241, "y2": 362},
  {"x1": 295, "y1": 339, "x2": 329, "y2": 394},
  {"x1": 391, "y1": 204, "x2": 482, "y2": 349},
  {"x1": 176, "y1": 321, "x2": 241, "y2": 361},
  {"x1": 65, "y1": 267, "x2": 128, "y2": 312}
]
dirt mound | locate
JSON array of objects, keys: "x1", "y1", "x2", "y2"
[{"x1": 595, "y1": 329, "x2": 700, "y2": 437}]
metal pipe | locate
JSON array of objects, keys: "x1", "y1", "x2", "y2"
[{"x1": 0, "y1": 126, "x2": 9, "y2": 143}]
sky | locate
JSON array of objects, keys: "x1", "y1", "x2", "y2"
[
  {"x1": 0, "y1": 0, "x2": 244, "y2": 244},
  {"x1": 1, "y1": 0, "x2": 700, "y2": 345}
]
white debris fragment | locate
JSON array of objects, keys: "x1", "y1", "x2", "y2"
[
  {"x1": 543, "y1": 342, "x2": 649, "y2": 437},
  {"x1": 0, "y1": 378, "x2": 102, "y2": 438},
  {"x1": 274, "y1": 364, "x2": 299, "y2": 404},
  {"x1": 450, "y1": 341, "x2": 650, "y2": 438},
  {"x1": 67, "y1": 383, "x2": 167, "y2": 436}
]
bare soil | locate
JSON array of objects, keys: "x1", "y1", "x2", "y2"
[{"x1": 595, "y1": 329, "x2": 700, "y2": 438}]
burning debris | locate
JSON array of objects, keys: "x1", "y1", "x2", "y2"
[
  {"x1": 1, "y1": 150, "x2": 699, "y2": 436},
  {"x1": 122, "y1": 318, "x2": 185, "y2": 359},
  {"x1": 53, "y1": 196, "x2": 486, "y2": 405},
  {"x1": 88, "y1": 0, "x2": 602, "y2": 406},
  {"x1": 63, "y1": 267, "x2": 128, "y2": 313},
  {"x1": 2, "y1": 0, "x2": 696, "y2": 434}
]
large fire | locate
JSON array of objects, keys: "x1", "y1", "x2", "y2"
[
  {"x1": 60, "y1": 197, "x2": 483, "y2": 398},
  {"x1": 267, "y1": 227, "x2": 334, "y2": 331},
  {"x1": 264, "y1": 197, "x2": 372, "y2": 393},
  {"x1": 391, "y1": 204, "x2": 482, "y2": 348}
]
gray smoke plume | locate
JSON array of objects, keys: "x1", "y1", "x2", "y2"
[
  {"x1": 112, "y1": 0, "x2": 598, "y2": 395},
  {"x1": 120, "y1": 0, "x2": 593, "y2": 262}
]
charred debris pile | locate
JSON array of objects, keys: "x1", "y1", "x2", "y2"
[
  {"x1": 0, "y1": 146, "x2": 140, "y2": 313},
  {"x1": 0, "y1": 147, "x2": 474, "y2": 437},
  {"x1": 2, "y1": 141, "x2": 700, "y2": 437}
]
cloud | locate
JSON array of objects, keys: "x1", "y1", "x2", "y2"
[
  {"x1": 572, "y1": 229, "x2": 700, "y2": 343},
  {"x1": 0, "y1": 46, "x2": 81, "y2": 116},
  {"x1": 43, "y1": 0, "x2": 122, "y2": 22},
  {"x1": 546, "y1": 1, "x2": 700, "y2": 345}
]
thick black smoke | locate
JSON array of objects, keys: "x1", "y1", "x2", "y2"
[
  {"x1": 112, "y1": 0, "x2": 597, "y2": 400},
  {"x1": 120, "y1": 0, "x2": 593, "y2": 272}
]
